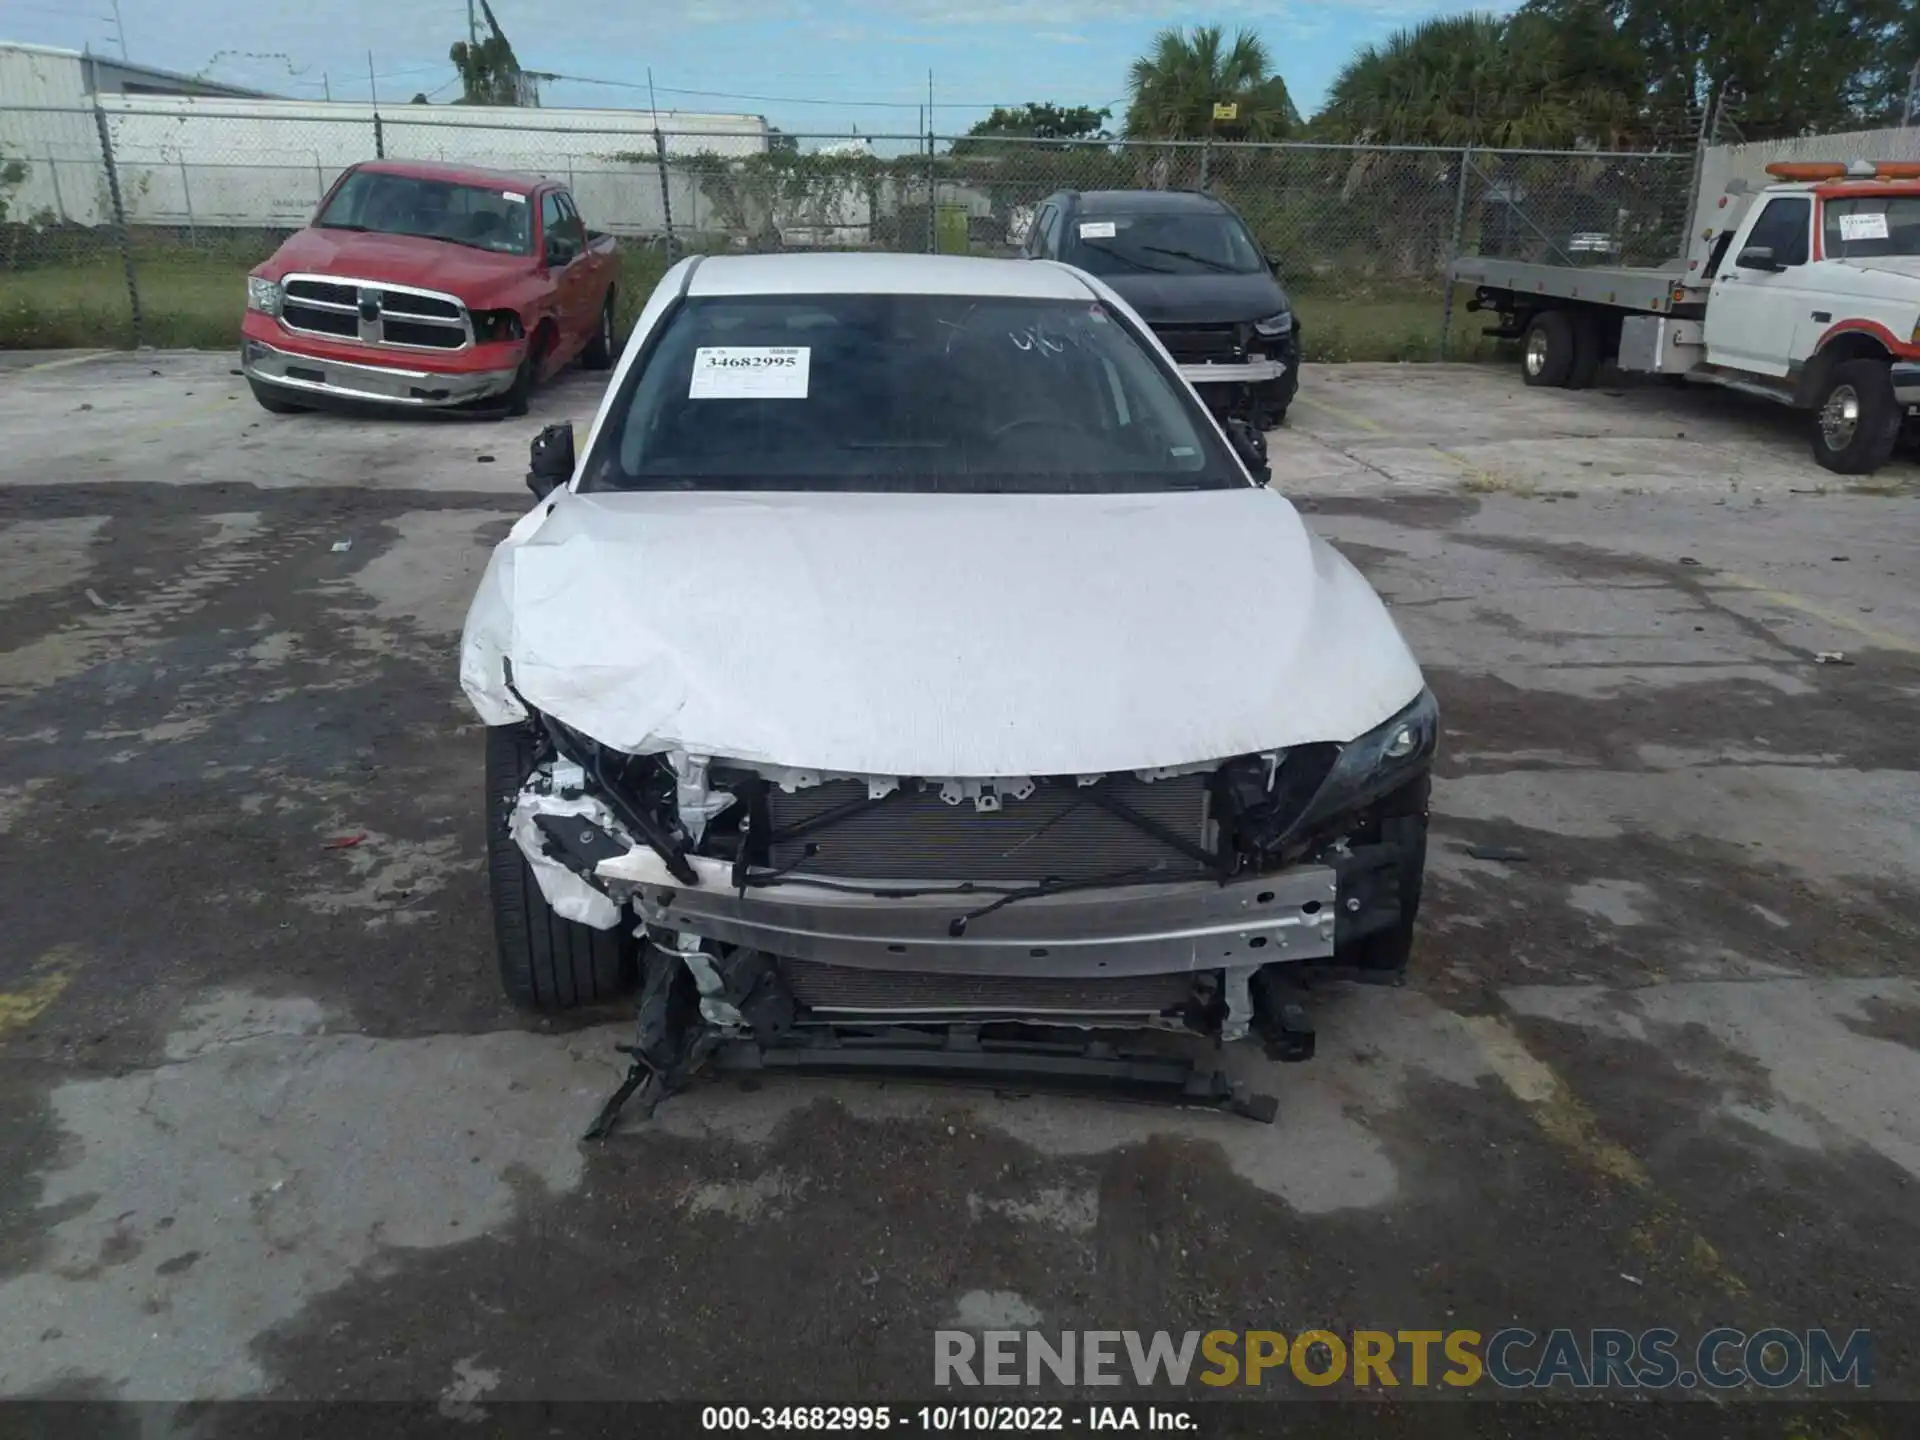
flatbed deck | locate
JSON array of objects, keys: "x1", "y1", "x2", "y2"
[{"x1": 1449, "y1": 256, "x2": 1697, "y2": 314}]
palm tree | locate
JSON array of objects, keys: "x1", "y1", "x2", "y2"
[
  {"x1": 1315, "y1": 12, "x2": 1636, "y2": 149},
  {"x1": 1124, "y1": 25, "x2": 1300, "y2": 141}
]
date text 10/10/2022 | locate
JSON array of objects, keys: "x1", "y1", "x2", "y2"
[{"x1": 701, "y1": 1405, "x2": 1197, "y2": 1432}]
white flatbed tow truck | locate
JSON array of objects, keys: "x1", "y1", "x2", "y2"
[{"x1": 1451, "y1": 159, "x2": 1920, "y2": 474}]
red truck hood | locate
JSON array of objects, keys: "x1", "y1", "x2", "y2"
[{"x1": 265, "y1": 227, "x2": 532, "y2": 298}]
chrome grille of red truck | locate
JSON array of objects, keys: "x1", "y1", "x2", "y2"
[{"x1": 280, "y1": 274, "x2": 472, "y2": 351}]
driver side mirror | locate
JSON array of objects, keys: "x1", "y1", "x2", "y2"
[
  {"x1": 1736, "y1": 244, "x2": 1783, "y2": 272},
  {"x1": 526, "y1": 421, "x2": 574, "y2": 500},
  {"x1": 545, "y1": 235, "x2": 577, "y2": 268},
  {"x1": 1225, "y1": 416, "x2": 1271, "y2": 485}
]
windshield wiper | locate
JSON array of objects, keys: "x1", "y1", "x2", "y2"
[
  {"x1": 316, "y1": 222, "x2": 370, "y2": 232},
  {"x1": 1138, "y1": 244, "x2": 1243, "y2": 274},
  {"x1": 393, "y1": 231, "x2": 507, "y2": 253},
  {"x1": 1075, "y1": 240, "x2": 1176, "y2": 274}
]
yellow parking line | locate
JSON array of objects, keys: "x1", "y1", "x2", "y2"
[
  {"x1": 0, "y1": 943, "x2": 81, "y2": 1043},
  {"x1": 1716, "y1": 571, "x2": 1919, "y2": 656},
  {"x1": 5, "y1": 351, "x2": 109, "y2": 378},
  {"x1": 1293, "y1": 391, "x2": 1387, "y2": 434},
  {"x1": 1464, "y1": 1015, "x2": 1748, "y2": 1298},
  {"x1": 1294, "y1": 391, "x2": 1518, "y2": 489}
]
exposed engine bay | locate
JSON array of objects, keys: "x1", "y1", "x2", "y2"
[{"x1": 500, "y1": 687, "x2": 1435, "y2": 1136}]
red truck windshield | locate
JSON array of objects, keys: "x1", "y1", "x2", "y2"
[{"x1": 316, "y1": 170, "x2": 534, "y2": 255}]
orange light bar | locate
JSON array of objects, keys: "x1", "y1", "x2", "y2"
[
  {"x1": 1766, "y1": 162, "x2": 1849, "y2": 180},
  {"x1": 1766, "y1": 160, "x2": 1920, "y2": 181}
]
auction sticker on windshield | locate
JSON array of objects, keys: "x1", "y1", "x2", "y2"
[
  {"x1": 1078, "y1": 221, "x2": 1117, "y2": 239},
  {"x1": 1838, "y1": 212, "x2": 1889, "y2": 242},
  {"x1": 689, "y1": 346, "x2": 812, "y2": 400}
]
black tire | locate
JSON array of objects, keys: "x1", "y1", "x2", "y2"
[
  {"x1": 1811, "y1": 359, "x2": 1902, "y2": 475},
  {"x1": 1255, "y1": 372, "x2": 1296, "y2": 428},
  {"x1": 1520, "y1": 310, "x2": 1575, "y2": 388},
  {"x1": 500, "y1": 327, "x2": 552, "y2": 420},
  {"x1": 1567, "y1": 311, "x2": 1603, "y2": 390},
  {"x1": 485, "y1": 722, "x2": 637, "y2": 1010},
  {"x1": 500, "y1": 353, "x2": 534, "y2": 419},
  {"x1": 580, "y1": 291, "x2": 617, "y2": 371},
  {"x1": 247, "y1": 377, "x2": 309, "y2": 414},
  {"x1": 1339, "y1": 776, "x2": 1430, "y2": 982}
]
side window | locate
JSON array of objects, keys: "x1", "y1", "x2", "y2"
[
  {"x1": 540, "y1": 192, "x2": 571, "y2": 261},
  {"x1": 1025, "y1": 204, "x2": 1054, "y2": 258},
  {"x1": 1740, "y1": 197, "x2": 1811, "y2": 268},
  {"x1": 1041, "y1": 205, "x2": 1065, "y2": 259},
  {"x1": 556, "y1": 191, "x2": 587, "y2": 246}
]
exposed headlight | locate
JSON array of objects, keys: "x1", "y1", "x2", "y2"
[
  {"x1": 1253, "y1": 311, "x2": 1293, "y2": 337},
  {"x1": 245, "y1": 276, "x2": 281, "y2": 316},
  {"x1": 1294, "y1": 687, "x2": 1439, "y2": 831}
]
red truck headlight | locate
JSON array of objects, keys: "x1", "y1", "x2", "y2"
[
  {"x1": 471, "y1": 309, "x2": 525, "y2": 343},
  {"x1": 245, "y1": 276, "x2": 281, "y2": 316}
]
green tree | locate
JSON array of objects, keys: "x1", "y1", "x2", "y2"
[
  {"x1": 1315, "y1": 11, "x2": 1639, "y2": 149},
  {"x1": 1123, "y1": 25, "x2": 1300, "y2": 141},
  {"x1": 1519, "y1": 0, "x2": 1915, "y2": 139},
  {"x1": 955, "y1": 103, "x2": 1111, "y2": 151}
]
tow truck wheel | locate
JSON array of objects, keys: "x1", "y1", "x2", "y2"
[
  {"x1": 1520, "y1": 311, "x2": 1575, "y2": 388},
  {"x1": 1812, "y1": 359, "x2": 1902, "y2": 475},
  {"x1": 1567, "y1": 312, "x2": 1603, "y2": 390},
  {"x1": 485, "y1": 723, "x2": 637, "y2": 1010}
]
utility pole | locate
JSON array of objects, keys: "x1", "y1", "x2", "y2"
[
  {"x1": 367, "y1": 50, "x2": 377, "y2": 106},
  {"x1": 323, "y1": 72, "x2": 331, "y2": 101},
  {"x1": 107, "y1": 0, "x2": 128, "y2": 59},
  {"x1": 468, "y1": 0, "x2": 479, "y2": 52}
]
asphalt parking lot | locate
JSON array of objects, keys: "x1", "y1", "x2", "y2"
[{"x1": 1, "y1": 350, "x2": 1916, "y2": 1419}]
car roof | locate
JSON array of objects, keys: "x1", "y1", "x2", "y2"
[
  {"x1": 352, "y1": 158, "x2": 546, "y2": 190},
  {"x1": 685, "y1": 252, "x2": 1098, "y2": 300},
  {"x1": 1068, "y1": 189, "x2": 1231, "y2": 216}
]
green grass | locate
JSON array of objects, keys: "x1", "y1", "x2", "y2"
[
  {"x1": 1, "y1": 244, "x2": 1486, "y2": 364},
  {"x1": 1293, "y1": 289, "x2": 1499, "y2": 364}
]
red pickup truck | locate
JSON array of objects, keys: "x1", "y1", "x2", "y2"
[{"x1": 241, "y1": 159, "x2": 620, "y2": 417}]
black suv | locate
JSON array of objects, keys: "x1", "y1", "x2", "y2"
[{"x1": 1022, "y1": 188, "x2": 1298, "y2": 426}]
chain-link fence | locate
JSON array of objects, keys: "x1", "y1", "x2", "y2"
[{"x1": 0, "y1": 101, "x2": 1698, "y2": 359}]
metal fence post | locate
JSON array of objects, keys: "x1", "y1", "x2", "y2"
[
  {"x1": 90, "y1": 99, "x2": 142, "y2": 348},
  {"x1": 1438, "y1": 144, "x2": 1472, "y2": 359},
  {"x1": 373, "y1": 112, "x2": 385, "y2": 159},
  {"x1": 45, "y1": 150, "x2": 67, "y2": 222},
  {"x1": 179, "y1": 157, "x2": 196, "y2": 245},
  {"x1": 926, "y1": 127, "x2": 936, "y2": 254},
  {"x1": 653, "y1": 126, "x2": 676, "y2": 265}
]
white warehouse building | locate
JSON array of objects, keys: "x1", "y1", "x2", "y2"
[{"x1": 0, "y1": 42, "x2": 770, "y2": 234}]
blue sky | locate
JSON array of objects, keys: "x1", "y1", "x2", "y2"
[{"x1": 1, "y1": 0, "x2": 1498, "y2": 137}]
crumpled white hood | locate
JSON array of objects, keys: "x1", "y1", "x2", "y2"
[{"x1": 460, "y1": 486, "x2": 1424, "y2": 777}]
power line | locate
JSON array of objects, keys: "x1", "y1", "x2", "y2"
[{"x1": 542, "y1": 71, "x2": 1090, "y2": 113}]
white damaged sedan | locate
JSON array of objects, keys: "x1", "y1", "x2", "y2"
[{"x1": 460, "y1": 252, "x2": 1435, "y2": 1124}]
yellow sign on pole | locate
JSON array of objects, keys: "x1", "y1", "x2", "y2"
[{"x1": 1212, "y1": 101, "x2": 1238, "y2": 121}]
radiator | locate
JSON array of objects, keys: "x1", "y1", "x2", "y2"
[{"x1": 763, "y1": 774, "x2": 1213, "y2": 883}]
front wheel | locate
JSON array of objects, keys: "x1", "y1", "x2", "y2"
[
  {"x1": 1335, "y1": 775, "x2": 1429, "y2": 983},
  {"x1": 1253, "y1": 373, "x2": 1296, "y2": 428},
  {"x1": 1520, "y1": 311, "x2": 1575, "y2": 388},
  {"x1": 1812, "y1": 359, "x2": 1901, "y2": 475},
  {"x1": 485, "y1": 723, "x2": 637, "y2": 1010},
  {"x1": 580, "y1": 291, "x2": 617, "y2": 371}
]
